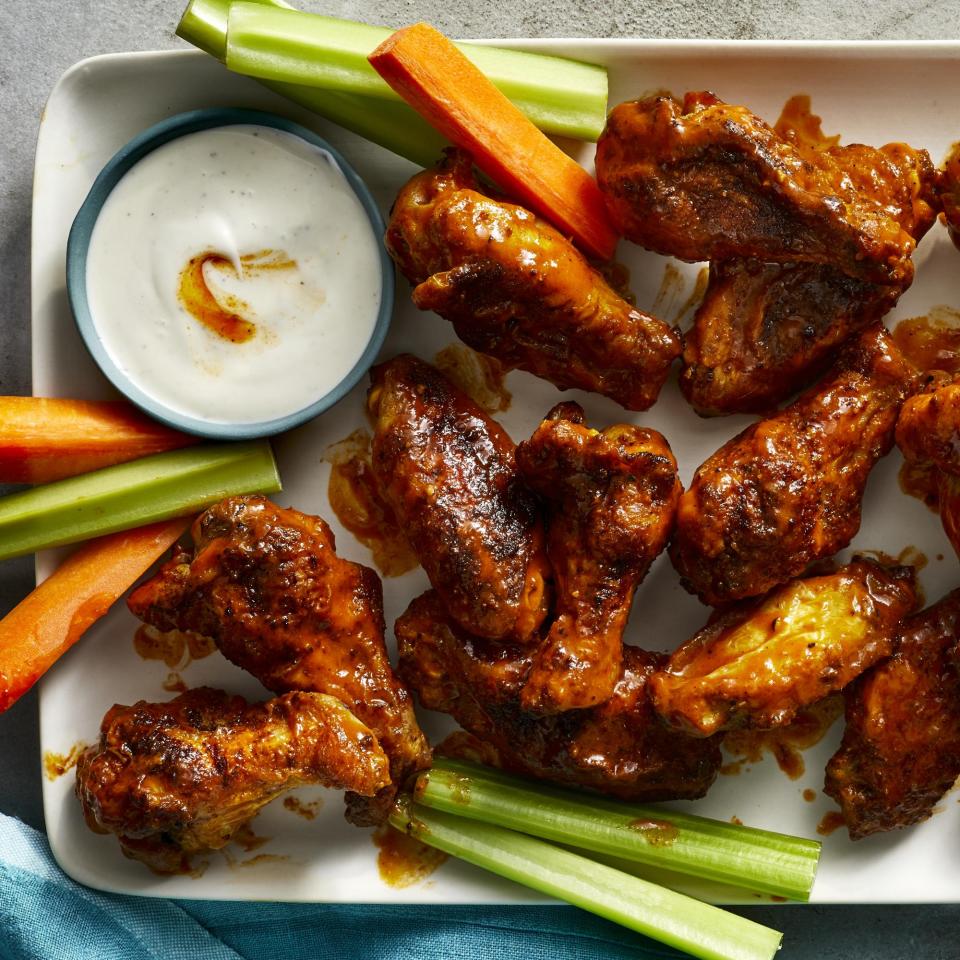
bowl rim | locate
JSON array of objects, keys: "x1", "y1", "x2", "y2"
[{"x1": 66, "y1": 106, "x2": 394, "y2": 440}]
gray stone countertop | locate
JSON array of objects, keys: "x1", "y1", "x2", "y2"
[{"x1": 1, "y1": 1, "x2": 959, "y2": 957}]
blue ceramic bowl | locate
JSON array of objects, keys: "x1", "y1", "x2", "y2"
[{"x1": 66, "y1": 107, "x2": 394, "y2": 440}]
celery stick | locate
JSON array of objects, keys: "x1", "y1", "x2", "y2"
[
  {"x1": 0, "y1": 441, "x2": 279, "y2": 561},
  {"x1": 224, "y1": 4, "x2": 608, "y2": 141},
  {"x1": 177, "y1": 0, "x2": 446, "y2": 166},
  {"x1": 390, "y1": 800, "x2": 783, "y2": 960},
  {"x1": 416, "y1": 759, "x2": 820, "y2": 901}
]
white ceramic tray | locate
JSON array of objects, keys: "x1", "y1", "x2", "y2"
[{"x1": 35, "y1": 43, "x2": 960, "y2": 904}]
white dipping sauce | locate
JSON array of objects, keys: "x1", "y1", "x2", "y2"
[{"x1": 85, "y1": 125, "x2": 382, "y2": 425}]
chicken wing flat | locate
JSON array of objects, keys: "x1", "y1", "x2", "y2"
[
  {"x1": 670, "y1": 323, "x2": 917, "y2": 605},
  {"x1": 126, "y1": 496, "x2": 429, "y2": 826},
  {"x1": 396, "y1": 591, "x2": 723, "y2": 801},
  {"x1": 367, "y1": 354, "x2": 549, "y2": 643},
  {"x1": 76, "y1": 688, "x2": 390, "y2": 873},
  {"x1": 649, "y1": 560, "x2": 916, "y2": 737},
  {"x1": 824, "y1": 589, "x2": 960, "y2": 839},
  {"x1": 680, "y1": 260, "x2": 900, "y2": 416},
  {"x1": 596, "y1": 92, "x2": 933, "y2": 285},
  {"x1": 514, "y1": 401, "x2": 681, "y2": 713},
  {"x1": 385, "y1": 149, "x2": 681, "y2": 411}
]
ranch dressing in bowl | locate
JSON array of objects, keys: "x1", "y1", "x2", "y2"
[{"x1": 76, "y1": 117, "x2": 387, "y2": 435}]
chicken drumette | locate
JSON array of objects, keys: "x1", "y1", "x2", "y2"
[
  {"x1": 824, "y1": 589, "x2": 960, "y2": 839},
  {"x1": 942, "y1": 143, "x2": 960, "y2": 249},
  {"x1": 514, "y1": 402, "x2": 682, "y2": 713},
  {"x1": 649, "y1": 560, "x2": 917, "y2": 737},
  {"x1": 367, "y1": 354, "x2": 550, "y2": 643},
  {"x1": 385, "y1": 149, "x2": 681, "y2": 411},
  {"x1": 76, "y1": 688, "x2": 389, "y2": 872},
  {"x1": 127, "y1": 496, "x2": 430, "y2": 826},
  {"x1": 596, "y1": 92, "x2": 927, "y2": 286},
  {"x1": 670, "y1": 323, "x2": 917, "y2": 605},
  {"x1": 396, "y1": 592, "x2": 722, "y2": 801}
]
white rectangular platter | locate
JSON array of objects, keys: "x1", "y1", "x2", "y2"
[{"x1": 35, "y1": 42, "x2": 960, "y2": 904}]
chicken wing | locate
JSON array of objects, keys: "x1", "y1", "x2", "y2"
[
  {"x1": 514, "y1": 402, "x2": 681, "y2": 712},
  {"x1": 596, "y1": 92, "x2": 932, "y2": 286},
  {"x1": 649, "y1": 560, "x2": 916, "y2": 737},
  {"x1": 824, "y1": 589, "x2": 960, "y2": 839},
  {"x1": 396, "y1": 591, "x2": 723, "y2": 801},
  {"x1": 367, "y1": 354, "x2": 550, "y2": 643},
  {"x1": 76, "y1": 688, "x2": 390, "y2": 873},
  {"x1": 126, "y1": 496, "x2": 430, "y2": 826},
  {"x1": 678, "y1": 105, "x2": 936, "y2": 417},
  {"x1": 670, "y1": 323, "x2": 917, "y2": 605},
  {"x1": 385, "y1": 149, "x2": 681, "y2": 411},
  {"x1": 680, "y1": 260, "x2": 900, "y2": 416}
]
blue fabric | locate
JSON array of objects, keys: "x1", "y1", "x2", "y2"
[{"x1": 0, "y1": 815, "x2": 684, "y2": 960}]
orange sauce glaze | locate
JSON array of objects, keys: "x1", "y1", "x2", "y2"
[
  {"x1": 177, "y1": 249, "x2": 297, "y2": 343},
  {"x1": 893, "y1": 308, "x2": 960, "y2": 376},
  {"x1": 628, "y1": 818, "x2": 679, "y2": 846},
  {"x1": 817, "y1": 811, "x2": 846, "y2": 836},
  {"x1": 325, "y1": 429, "x2": 419, "y2": 578},
  {"x1": 774, "y1": 94, "x2": 841, "y2": 152},
  {"x1": 43, "y1": 742, "x2": 87, "y2": 781},
  {"x1": 133, "y1": 625, "x2": 216, "y2": 669},
  {"x1": 722, "y1": 696, "x2": 844, "y2": 781},
  {"x1": 373, "y1": 824, "x2": 447, "y2": 888}
]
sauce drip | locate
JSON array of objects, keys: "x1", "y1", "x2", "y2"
[
  {"x1": 722, "y1": 696, "x2": 844, "y2": 781},
  {"x1": 283, "y1": 796, "x2": 325, "y2": 821},
  {"x1": 817, "y1": 811, "x2": 846, "y2": 836},
  {"x1": 774, "y1": 94, "x2": 841, "y2": 153},
  {"x1": 627, "y1": 818, "x2": 679, "y2": 846},
  {"x1": 892, "y1": 307, "x2": 960, "y2": 375},
  {"x1": 803, "y1": 788, "x2": 817, "y2": 803},
  {"x1": 651, "y1": 263, "x2": 709, "y2": 327},
  {"x1": 133, "y1": 625, "x2": 216, "y2": 669},
  {"x1": 899, "y1": 458, "x2": 941, "y2": 513},
  {"x1": 373, "y1": 824, "x2": 447, "y2": 888},
  {"x1": 43, "y1": 742, "x2": 86, "y2": 781},
  {"x1": 177, "y1": 249, "x2": 297, "y2": 344},
  {"x1": 325, "y1": 429, "x2": 418, "y2": 578},
  {"x1": 434, "y1": 344, "x2": 512, "y2": 414}
]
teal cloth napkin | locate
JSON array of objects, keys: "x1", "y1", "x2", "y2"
[{"x1": 0, "y1": 814, "x2": 685, "y2": 960}]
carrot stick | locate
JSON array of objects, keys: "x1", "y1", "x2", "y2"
[
  {"x1": 0, "y1": 516, "x2": 190, "y2": 712},
  {"x1": 0, "y1": 397, "x2": 196, "y2": 484},
  {"x1": 368, "y1": 23, "x2": 618, "y2": 261}
]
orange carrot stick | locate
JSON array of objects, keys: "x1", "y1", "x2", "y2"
[
  {"x1": 369, "y1": 22, "x2": 618, "y2": 261},
  {"x1": 0, "y1": 397, "x2": 196, "y2": 484},
  {"x1": 0, "y1": 516, "x2": 190, "y2": 712}
]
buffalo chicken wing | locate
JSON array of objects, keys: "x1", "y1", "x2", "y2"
[
  {"x1": 596, "y1": 92, "x2": 933, "y2": 286},
  {"x1": 824, "y1": 589, "x2": 960, "y2": 839},
  {"x1": 670, "y1": 323, "x2": 917, "y2": 605},
  {"x1": 127, "y1": 496, "x2": 429, "y2": 826},
  {"x1": 514, "y1": 402, "x2": 681, "y2": 713},
  {"x1": 386, "y1": 149, "x2": 681, "y2": 411},
  {"x1": 649, "y1": 560, "x2": 916, "y2": 737},
  {"x1": 76, "y1": 688, "x2": 390, "y2": 872},
  {"x1": 396, "y1": 591, "x2": 722, "y2": 801},
  {"x1": 367, "y1": 354, "x2": 550, "y2": 643}
]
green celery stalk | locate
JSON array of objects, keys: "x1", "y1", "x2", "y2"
[
  {"x1": 416, "y1": 758, "x2": 820, "y2": 902},
  {"x1": 390, "y1": 799, "x2": 783, "y2": 960},
  {"x1": 0, "y1": 441, "x2": 279, "y2": 561},
  {"x1": 177, "y1": 0, "x2": 446, "y2": 167},
  {"x1": 224, "y1": 3, "x2": 608, "y2": 142}
]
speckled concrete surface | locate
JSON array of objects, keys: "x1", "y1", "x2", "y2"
[{"x1": 2, "y1": 2, "x2": 959, "y2": 956}]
